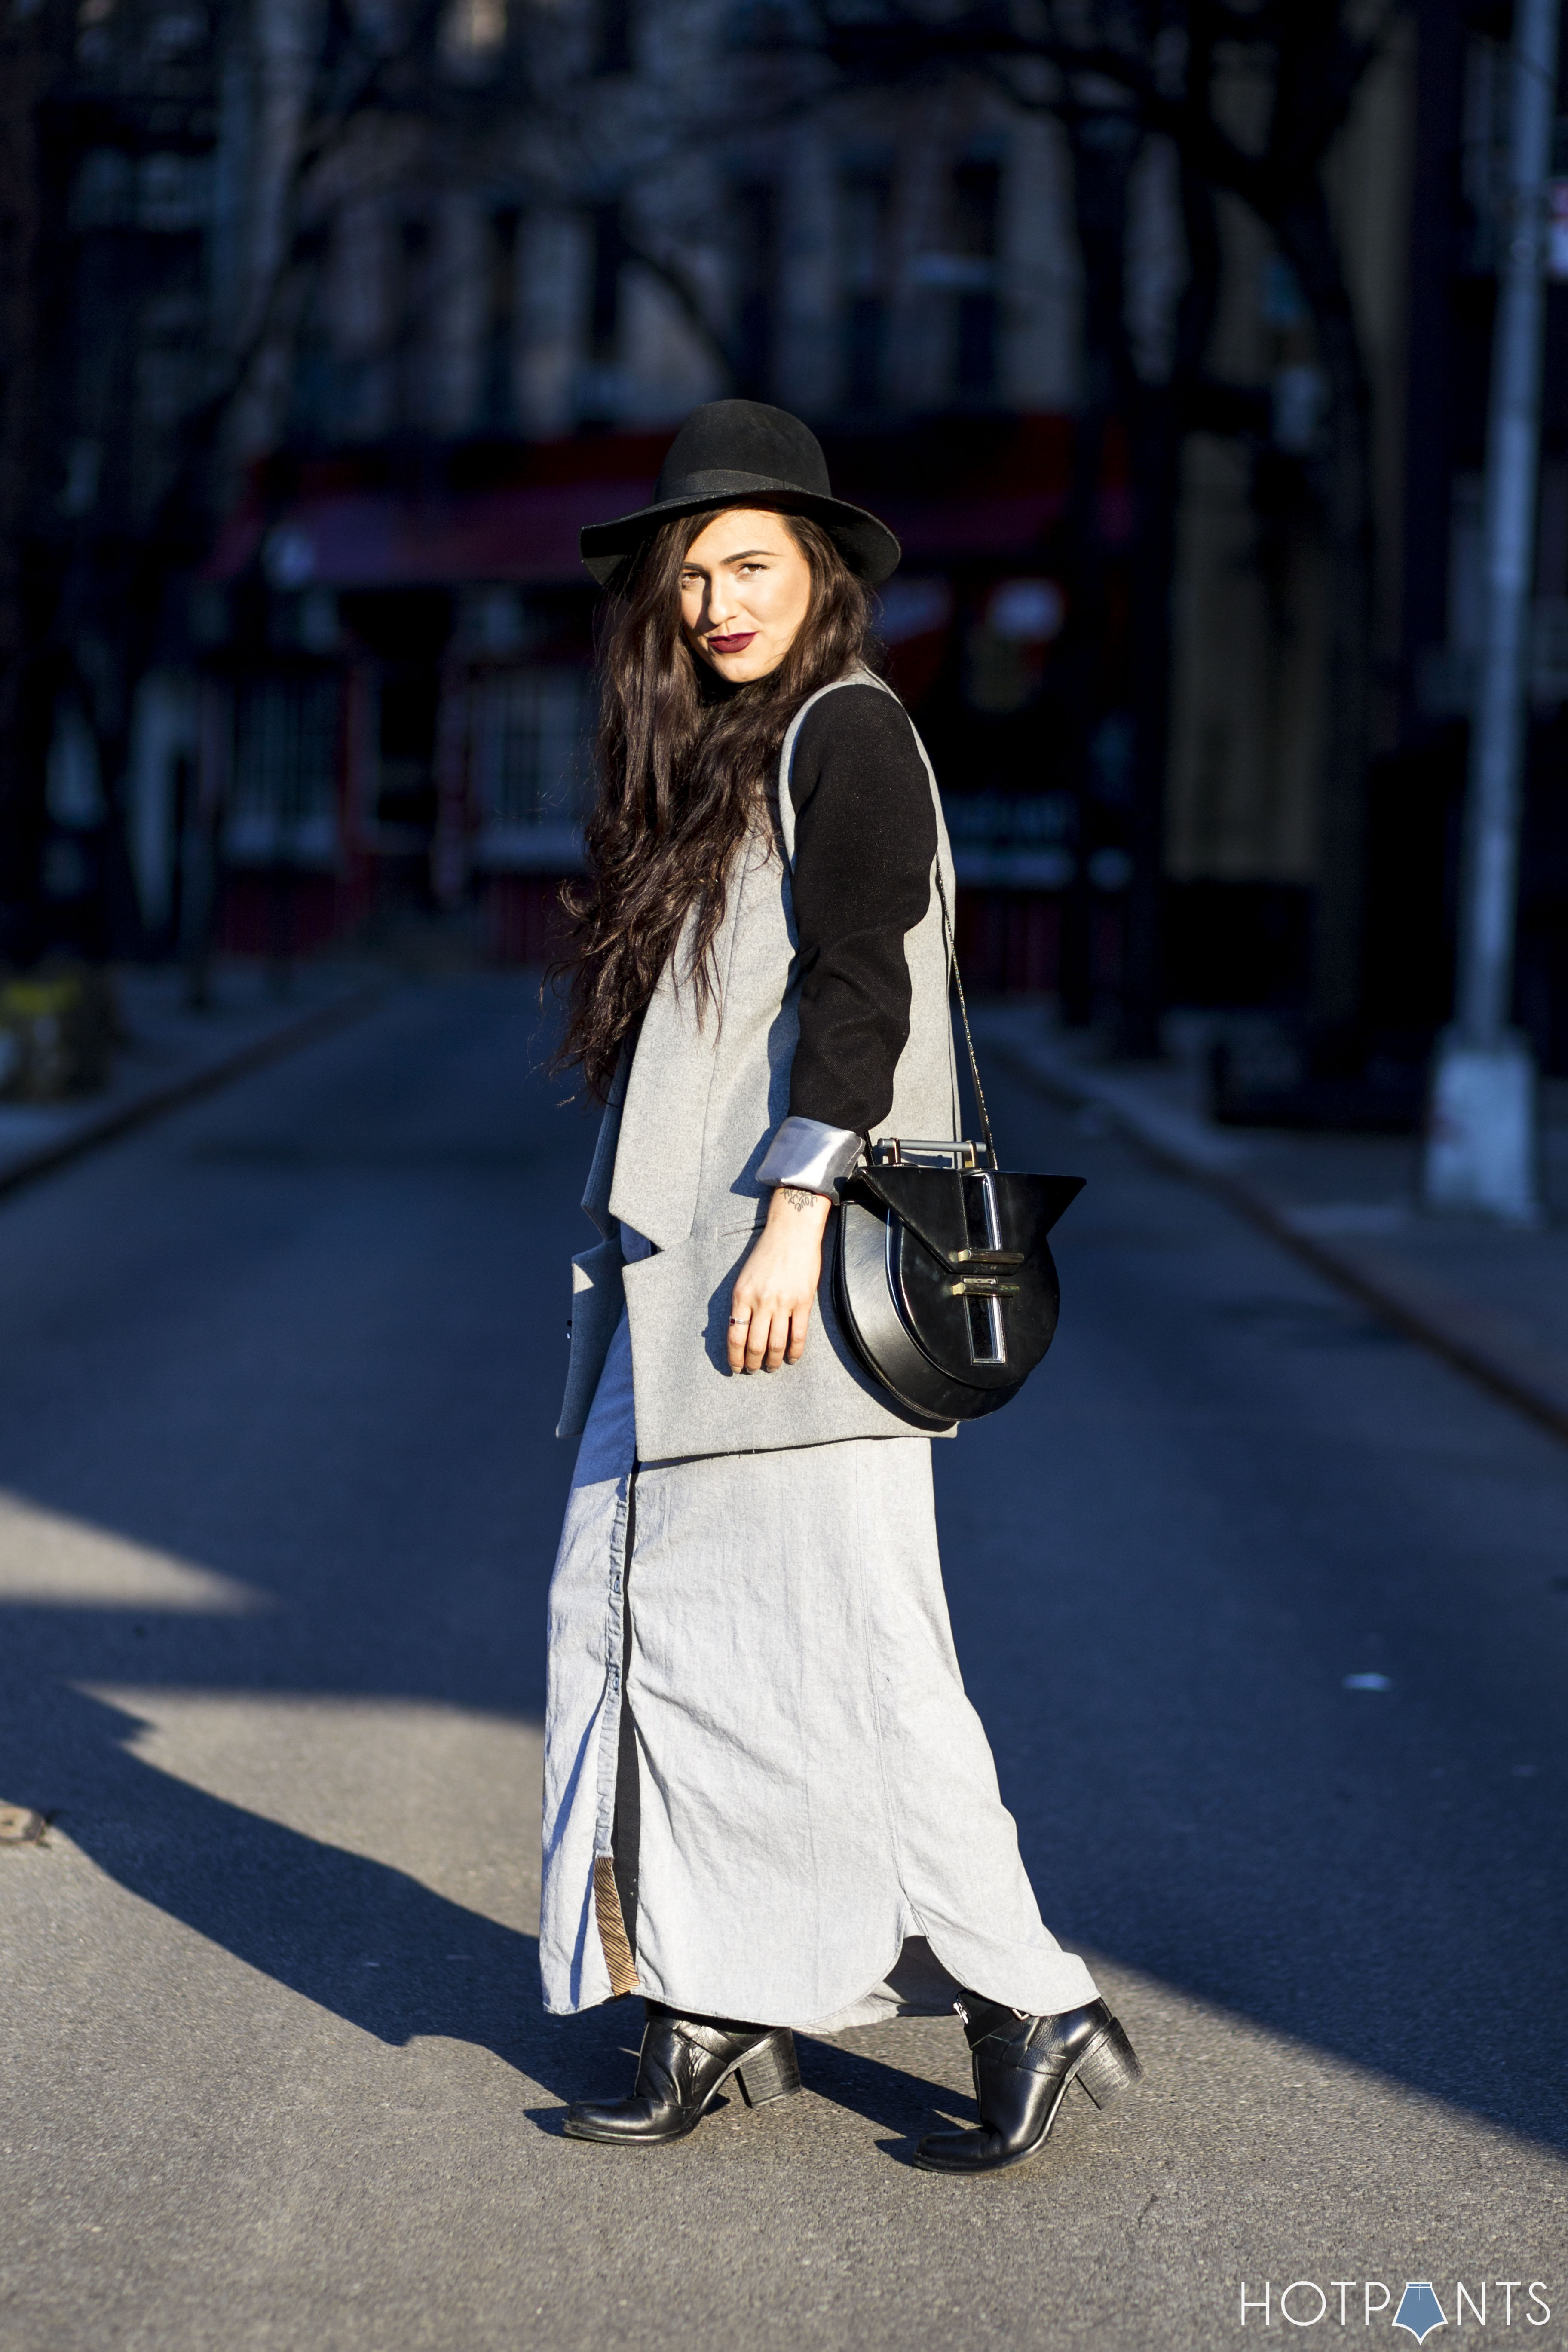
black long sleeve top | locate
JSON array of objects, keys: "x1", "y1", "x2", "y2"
[{"x1": 784, "y1": 684, "x2": 938, "y2": 1136}]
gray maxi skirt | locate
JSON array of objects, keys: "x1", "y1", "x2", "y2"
[{"x1": 540, "y1": 1308, "x2": 1099, "y2": 2031}]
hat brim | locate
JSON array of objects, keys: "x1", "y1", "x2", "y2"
[{"x1": 579, "y1": 481, "x2": 902, "y2": 589}]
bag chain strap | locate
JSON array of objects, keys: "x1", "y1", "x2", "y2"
[{"x1": 933, "y1": 861, "x2": 998, "y2": 1168}]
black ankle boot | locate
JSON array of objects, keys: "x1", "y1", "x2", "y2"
[
  {"x1": 915, "y1": 1995, "x2": 1142, "y2": 2175},
  {"x1": 563, "y1": 2002, "x2": 802, "y2": 2146}
]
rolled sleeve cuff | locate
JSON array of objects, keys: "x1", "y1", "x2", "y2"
[{"x1": 756, "y1": 1115, "x2": 863, "y2": 1197}]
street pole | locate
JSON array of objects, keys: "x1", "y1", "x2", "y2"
[{"x1": 1423, "y1": 0, "x2": 1561, "y2": 1223}]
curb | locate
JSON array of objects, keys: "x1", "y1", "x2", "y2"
[
  {"x1": 0, "y1": 980, "x2": 388, "y2": 1204},
  {"x1": 988, "y1": 1035, "x2": 1568, "y2": 1453}
]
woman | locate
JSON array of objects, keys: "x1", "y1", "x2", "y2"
[{"x1": 542, "y1": 400, "x2": 1140, "y2": 2176}]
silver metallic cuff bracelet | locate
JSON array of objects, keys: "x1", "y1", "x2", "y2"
[{"x1": 755, "y1": 1115, "x2": 864, "y2": 1198}]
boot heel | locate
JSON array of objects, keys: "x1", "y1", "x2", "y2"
[
  {"x1": 1074, "y1": 2016, "x2": 1143, "y2": 2110},
  {"x1": 735, "y1": 2031, "x2": 801, "y2": 2107}
]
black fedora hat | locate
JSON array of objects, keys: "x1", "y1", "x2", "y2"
[{"x1": 579, "y1": 400, "x2": 902, "y2": 588}]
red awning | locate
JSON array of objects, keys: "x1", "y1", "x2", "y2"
[
  {"x1": 880, "y1": 490, "x2": 1077, "y2": 562},
  {"x1": 207, "y1": 479, "x2": 655, "y2": 589},
  {"x1": 207, "y1": 477, "x2": 1087, "y2": 591}
]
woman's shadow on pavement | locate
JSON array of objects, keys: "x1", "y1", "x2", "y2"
[
  {"x1": 16, "y1": 1682, "x2": 962, "y2": 2146},
  {"x1": 9, "y1": 1682, "x2": 641, "y2": 2112}
]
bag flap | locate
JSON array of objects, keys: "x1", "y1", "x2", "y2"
[{"x1": 850, "y1": 1166, "x2": 1085, "y2": 1266}]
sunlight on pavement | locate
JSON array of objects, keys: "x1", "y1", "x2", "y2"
[
  {"x1": 74, "y1": 1687, "x2": 545, "y2": 1923},
  {"x1": 0, "y1": 1491, "x2": 268, "y2": 1611}
]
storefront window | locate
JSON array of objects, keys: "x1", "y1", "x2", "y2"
[
  {"x1": 226, "y1": 675, "x2": 340, "y2": 865},
  {"x1": 470, "y1": 666, "x2": 595, "y2": 869}
]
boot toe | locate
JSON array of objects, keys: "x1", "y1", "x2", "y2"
[
  {"x1": 561, "y1": 2098, "x2": 623, "y2": 2141},
  {"x1": 913, "y1": 2126, "x2": 1019, "y2": 2174},
  {"x1": 562, "y1": 2097, "x2": 681, "y2": 2144}
]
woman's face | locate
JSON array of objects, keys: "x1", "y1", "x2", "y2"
[{"x1": 679, "y1": 508, "x2": 815, "y2": 684}]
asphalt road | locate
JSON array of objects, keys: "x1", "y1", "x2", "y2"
[{"x1": 2, "y1": 975, "x2": 1566, "y2": 2352}]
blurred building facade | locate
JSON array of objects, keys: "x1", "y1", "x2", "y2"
[
  {"x1": 162, "y1": 0, "x2": 1118, "y2": 986},
  {"x1": 18, "y1": 0, "x2": 1568, "y2": 1066}
]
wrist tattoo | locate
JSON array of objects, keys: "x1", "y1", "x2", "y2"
[{"x1": 779, "y1": 1185, "x2": 819, "y2": 1212}]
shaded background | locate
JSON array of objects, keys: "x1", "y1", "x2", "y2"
[{"x1": 1, "y1": 0, "x2": 1567, "y2": 1102}]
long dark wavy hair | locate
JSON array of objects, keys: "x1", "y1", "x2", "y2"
[{"x1": 554, "y1": 505, "x2": 874, "y2": 1099}]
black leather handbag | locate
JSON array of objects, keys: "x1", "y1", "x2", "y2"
[{"x1": 831, "y1": 883, "x2": 1084, "y2": 1429}]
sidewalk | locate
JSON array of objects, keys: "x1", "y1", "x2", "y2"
[
  {"x1": 973, "y1": 1002, "x2": 1568, "y2": 1446},
  {"x1": 0, "y1": 961, "x2": 385, "y2": 1199}
]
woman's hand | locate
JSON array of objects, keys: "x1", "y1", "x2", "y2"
[{"x1": 728, "y1": 1185, "x2": 832, "y2": 1372}]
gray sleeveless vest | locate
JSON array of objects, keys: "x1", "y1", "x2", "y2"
[{"x1": 557, "y1": 671, "x2": 960, "y2": 1461}]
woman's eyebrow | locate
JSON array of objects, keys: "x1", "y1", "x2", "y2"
[{"x1": 680, "y1": 545, "x2": 778, "y2": 573}]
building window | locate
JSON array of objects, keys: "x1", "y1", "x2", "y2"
[
  {"x1": 840, "y1": 165, "x2": 891, "y2": 412},
  {"x1": 471, "y1": 668, "x2": 595, "y2": 869},
  {"x1": 290, "y1": 219, "x2": 338, "y2": 439},
  {"x1": 73, "y1": 147, "x2": 134, "y2": 229},
  {"x1": 951, "y1": 159, "x2": 1000, "y2": 404},
  {"x1": 593, "y1": 0, "x2": 632, "y2": 74},
  {"x1": 138, "y1": 151, "x2": 209, "y2": 233},
  {"x1": 589, "y1": 202, "x2": 622, "y2": 361},
  {"x1": 578, "y1": 201, "x2": 624, "y2": 425},
  {"x1": 480, "y1": 205, "x2": 519, "y2": 431},
  {"x1": 734, "y1": 179, "x2": 777, "y2": 399},
  {"x1": 146, "y1": 8, "x2": 209, "y2": 61},
  {"x1": 394, "y1": 213, "x2": 430, "y2": 430},
  {"x1": 226, "y1": 677, "x2": 340, "y2": 865}
]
